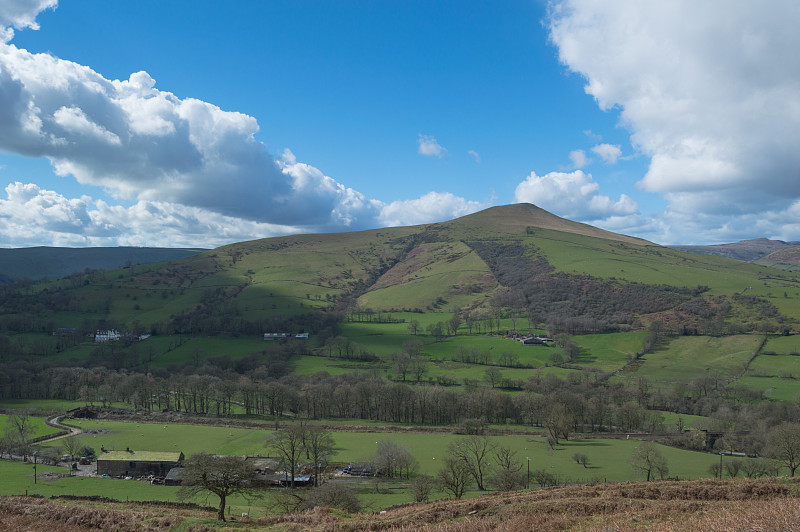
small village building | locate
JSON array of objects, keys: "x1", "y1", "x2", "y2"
[
  {"x1": 94, "y1": 330, "x2": 121, "y2": 343},
  {"x1": 264, "y1": 332, "x2": 310, "y2": 340},
  {"x1": 96, "y1": 449, "x2": 184, "y2": 478}
]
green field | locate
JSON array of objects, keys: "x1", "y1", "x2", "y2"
[
  {"x1": 737, "y1": 376, "x2": 800, "y2": 402},
  {"x1": 47, "y1": 419, "x2": 725, "y2": 484},
  {"x1": 749, "y1": 353, "x2": 800, "y2": 378},
  {"x1": 623, "y1": 335, "x2": 761, "y2": 385},
  {"x1": 573, "y1": 332, "x2": 648, "y2": 372},
  {"x1": 0, "y1": 415, "x2": 54, "y2": 440}
]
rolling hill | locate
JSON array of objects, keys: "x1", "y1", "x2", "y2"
[
  {"x1": 0, "y1": 246, "x2": 206, "y2": 282},
  {"x1": 1, "y1": 203, "x2": 797, "y2": 339},
  {"x1": 670, "y1": 238, "x2": 800, "y2": 262}
]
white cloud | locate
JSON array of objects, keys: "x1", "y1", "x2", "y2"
[
  {"x1": 0, "y1": 182, "x2": 300, "y2": 248},
  {"x1": 591, "y1": 143, "x2": 622, "y2": 165},
  {"x1": 548, "y1": 0, "x2": 800, "y2": 216},
  {"x1": 0, "y1": 181, "x2": 489, "y2": 247},
  {"x1": 568, "y1": 149, "x2": 590, "y2": 169},
  {"x1": 417, "y1": 134, "x2": 446, "y2": 158},
  {"x1": 0, "y1": 41, "x2": 409, "y2": 233},
  {"x1": 0, "y1": 0, "x2": 56, "y2": 42},
  {"x1": 468, "y1": 149, "x2": 481, "y2": 163},
  {"x1": 377, "y1": 191, "x2": 486, "y2": 227},
  {"x1": 514, "y1": 169, "x2": 637, "y2": 220},
  {"x1": 591, "y1": 205, "x2": 800, "y2": 247}
]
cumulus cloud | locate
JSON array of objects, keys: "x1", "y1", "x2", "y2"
[
  {"x1": 417, "y1": 134, "x2": 446, "y2": 158},
  {"x1": 377, "y1": 191, "x2": 486, "y2": 227},
  {"x1": 548, "y1": 0, "x2": 800, "y2": 215},
  {"x1": 0, "y1": 182, "x2": 301, "y2": 248},
  {"x1": 0, "y1": 41, "x2": 417, "y2": 234},
  {"x1": 591, "y1": 143, "x2": 622, "y2": 165},
  {"x1": 0, "y1": 0, "x2": 56, "y2": 42},
  {"x1": 514, "y1": 169, "x2": 637, "y2": 220},
  {"x1": 0, "y1": 182, "x2": 488, "y2": 247},
  {"x1": 0, "y1": 2, "x2": 490, "y2": 247},
  {"x1": 591, "y1": 204, "x2": 800, "y2": 247},
  {"x1": 568, "y1": 149, "x2": 590, "y2": 169}
]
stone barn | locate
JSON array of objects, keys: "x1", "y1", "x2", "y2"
[{"x1": 96, "y1": 449, "x2": 184, "y2": 478}]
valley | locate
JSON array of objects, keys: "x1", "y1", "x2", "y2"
[{"x1": 2, "y1": 204, "x2": 800, "y2": 528}]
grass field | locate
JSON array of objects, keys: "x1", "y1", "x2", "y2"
[
  {"x1": 736, "y1": 376, "x2": 800, "y2": 402},
  {"x1": 0, "y1": 414, "x2": 54, "y2": 440},
  {"x1": 623, "y1": 335, "x2": 761, "y2": 385},
  {"x1": 763, "y1": 335, "x2": 800, "y2": 355},
  {"x1": 48, "y1": 419, "x2": 725, "y2": 484},
  {"x1": 573, "y1": 332, "x2": 647, "y2": 372},
  {"x1": 749, "y1": 353, "x2": 800, "y2": 378}
]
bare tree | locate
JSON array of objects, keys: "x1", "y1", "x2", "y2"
[
  {"x1": 304, "y1": 425, "x2": 335, "y2": 487},
  {"x1": 374, "y1": 440, "x2": 418, "y2": 479},
  {"x1": 437, "y1": 457, "x2": 470, "y2": 499},
  {"x1": 267, "y1": 424, "x2": 306, "y2": 488},
  {"x1": 630, "y1": 442, "x2": 669, "y2": 481},
  {"x1": 572, "y1": 452, "x2": 589, "y2": 468},
  {"x1": 541, "y1": 401, "x2": 572, "y2": 445},
  {"x1": 484, "y1": 367, "x2": 503, "y2": 388},
  {"x1": 448, "y1": 435, "x2": 494, "y2": 491},
  {"x1": 62, "y1": 436, "x2": 83, "y2": 460},
  {"x1": 491, "y1": 446, "x2": 525, "y2": 491},
  {"x1": 178, "y1": 453, "x2": 261, "y2": 521},
  {"x1": 390, "y1": 352, "x2": 412, "y2": 382},
  {"x1": 8, "y1": 414, "x2": 31, "y2": 444},
  {"x1": 765, "y1": 422, "x2": 800, "y2": 476},
  {"x1": 411, "y1": 474, "x2": 435, "y2": 502}
]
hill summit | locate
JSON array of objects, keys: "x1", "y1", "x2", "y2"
[{"x1": 438, "y1": 203, "x2": 651, "y2": 245}]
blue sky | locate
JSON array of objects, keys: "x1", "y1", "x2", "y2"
[{"x1": 0, "y1": 1, "x2": 797, "y2": 248}]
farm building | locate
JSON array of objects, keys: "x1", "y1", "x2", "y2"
[
  {"x1": 96, "y1": 449, "x2": 184, "y2": 478},
  {"x1": 94, "y1": 329, "x2": 121, "y2": 343},
  {"x1": 264, "y1": 332, "x2": 309, "y2": 340}
]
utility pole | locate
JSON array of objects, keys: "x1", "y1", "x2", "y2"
[{"x1": 527, "y1": 456, "x2": 531, "y2": 488}]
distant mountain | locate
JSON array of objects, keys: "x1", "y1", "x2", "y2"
[
  {"x1": 755, "y1": 246, "x2": 800, "y2": 270},
  {"x1": 0, "y1": 246, "x2": 207, "y2": 282},
  {"x1": 669, "y1": 238, "x2": 800, "y2": 262}
]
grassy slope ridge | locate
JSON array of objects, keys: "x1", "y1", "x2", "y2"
[
  {"x1": 0, "y1": 246, "x2": 207, "y2": 282},
  {"x1": 3, "y1": 202, "x2": 799, "y2": 332}
]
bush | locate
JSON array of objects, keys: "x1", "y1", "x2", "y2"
[
  {"x1": 300, "y1": 483, "x2": 361, "y2": 513},
  {"x1": 411, "y1": 474, "x2": 435, "y2": 503}
]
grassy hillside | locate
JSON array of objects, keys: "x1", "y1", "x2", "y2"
[
  {"x1": 0, "y1": 247, "x2": 206, "y2": 282},
  {"x1": 2, "y1": 203, "x2": 797, "y2": 339}
]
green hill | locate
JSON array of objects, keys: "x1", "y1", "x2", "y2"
[
  {"x1": 1, "y1": 203, "x2": 797, "y2": 337},
  {"x1": 0, "y1": 246, "x2": 206, "y2": 282}
]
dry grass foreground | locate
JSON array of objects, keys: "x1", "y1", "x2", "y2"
[{"x1": 2, "y1": 478, "x2": 800, "y2": 531}]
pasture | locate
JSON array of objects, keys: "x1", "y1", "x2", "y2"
[
  {"x1": 0, "y1": 414, "x2": 54, "y2": 440},
  {"x1": 623, "y1": 335, "x2": 761, "y2": 385},
  {"x1": 47, "y1": 419, "x2": 724, "y2": 485}
]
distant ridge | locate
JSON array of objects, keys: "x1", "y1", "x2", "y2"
[
  {"x1": 0, "y1": 246, "x2": 207, "y2": 282},
  {"x1": 670, "y1": 238, "x2": 799, "y2": 262}
]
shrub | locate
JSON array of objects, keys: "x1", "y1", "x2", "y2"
[
  {"x1": 300, "y1": 483, "x2": 361, "y2": 513},
  {"x1": 411, "y1": 474, "x2": 435, "y2": 503}
]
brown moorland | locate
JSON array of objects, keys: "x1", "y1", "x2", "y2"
[{"x1": 3, "y1": 477, "x2": 800, "y2": 531}]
